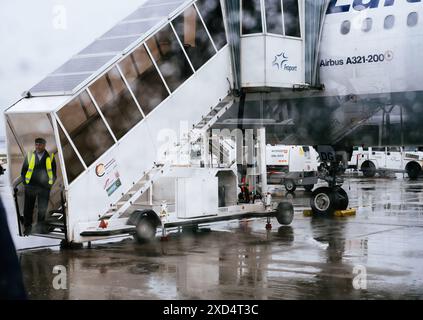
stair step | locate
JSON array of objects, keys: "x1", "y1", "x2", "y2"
[
  {"x1": 134, "y1": 182, "x2": 147, "y2": 188},
  {"x1": 46, "y1": 222, "x2": 65, "y2": 227},
  {"x1": 32, "y1": 232, "x2": 65, "y2": 240},
  {"x1": 99, "y1": 162, "x2": 170, "y2": 219},
  {"x1": 123, "y1": 189, "x2": 138, "y2": 197}
]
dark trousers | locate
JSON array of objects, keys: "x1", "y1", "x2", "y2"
[{"x1": 23, "y1": 186, "x2": 50, "y2": 227}]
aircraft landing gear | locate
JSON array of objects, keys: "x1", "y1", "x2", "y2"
[
  {"x1": 312, "y1": 146, "x2": 350, "y2": 216},
  {"x1": 310, "y1": 186, "x2": 348, "y2": 216}
]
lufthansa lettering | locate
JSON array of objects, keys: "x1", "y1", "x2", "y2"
[{"x1": 327, "y1": 0, "x2": 421, "y2": 14}]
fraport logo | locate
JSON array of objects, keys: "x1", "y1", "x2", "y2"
[{"x1": 272, "y1": 52, "x2": 298, "y2": 72}]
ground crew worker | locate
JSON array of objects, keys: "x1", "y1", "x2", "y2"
[{"x1": 21, "y1": 138, "x2": 56, "y2": 236}]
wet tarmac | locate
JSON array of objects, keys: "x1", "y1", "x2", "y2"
[{"x1": 18, "y1": 174, "x2": 423, "y2": 300}]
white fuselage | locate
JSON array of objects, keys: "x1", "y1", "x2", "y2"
[{"x1": 320, "y1": 0, "x2": 423, "y2": 97}]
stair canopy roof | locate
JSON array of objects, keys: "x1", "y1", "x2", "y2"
[{"x1": 27, "y1": 0, "x2": 191, "y2": 97}]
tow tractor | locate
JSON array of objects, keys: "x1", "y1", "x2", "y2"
[{"x1": 349, "y1": 146, "x2": 423, "y2": 179}]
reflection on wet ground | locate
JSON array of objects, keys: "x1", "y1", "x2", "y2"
[{"x1": 19, "y1": 176, "x2": 423, "y2": 300}]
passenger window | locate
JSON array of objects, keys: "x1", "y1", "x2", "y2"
[
  {"x1": 89, "y1": 67, "x2": 143, "y2": 140},
  {"x1": 407, "y1": 12, "x2": 418, "y2": 27},
  {"x1": 172, "y1": 5, "x2": 216, "y2": 71},
  {"x1": 388, "y1": 147, "x2": 400, "y2": 152},
  {"x1": 57, "y1": 125, "x2": 85, "y2": 184},
  {"x1": 195, "y1": 0, "x2": 227, "y2": 50},
  {"x1": 384, "y1": 15, "x2": 395, "y2": 29},
  {"x1": 119, "y1": 45, "x2": 169, "y2": 116},
  {"x1": 283, "y1": 0, "x2": 301, "y2": 37},
  {"x1": 57, "y1": 91, "x2": 115, "y2": 167},
  {"x1": 362, "y1": 17, "x2": 372, "y2": 32},
  {"x1": 146, "y1": 24, "x2": 194, "y2": 92},
  {"x1": 242, "y1": 0, "x2": 263, "y2": 34},
  {"x1": 340, "y1": 20, "x2": 351, "y2": 35},
  {"x1": 265, "y1": 0, "x2": 283, "y2": 35}
]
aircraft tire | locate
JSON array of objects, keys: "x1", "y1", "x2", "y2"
[
  {"x1": 310, "y1": 187, "x2": 336, "y2": 216},
  {"x1": 334, "y1": 186, "x2": 349, "y2": 210}
]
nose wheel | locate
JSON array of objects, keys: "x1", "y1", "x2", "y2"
[{"x1": 310, "y1": 186, "x2": 349, "y2": 216}]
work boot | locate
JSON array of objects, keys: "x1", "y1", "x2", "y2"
[{"x1": 23, "y1": 225, "x2": 32, "y2": 236}]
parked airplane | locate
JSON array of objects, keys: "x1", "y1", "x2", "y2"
[{"x1": 220, "y1": 0, "x2": 423, "y2": 140}]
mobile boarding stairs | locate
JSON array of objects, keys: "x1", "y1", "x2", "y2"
[{"x1": 5, "y1": 0, "x2": 332, "y2": 245}]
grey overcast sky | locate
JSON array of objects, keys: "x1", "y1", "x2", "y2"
[{"x1": 0, "y1": 0, "x2": 147, "y2": 136}]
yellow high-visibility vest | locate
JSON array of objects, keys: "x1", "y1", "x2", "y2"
[{"x1": 25, "y1": 152, "x2": 55, "y2": 185}]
